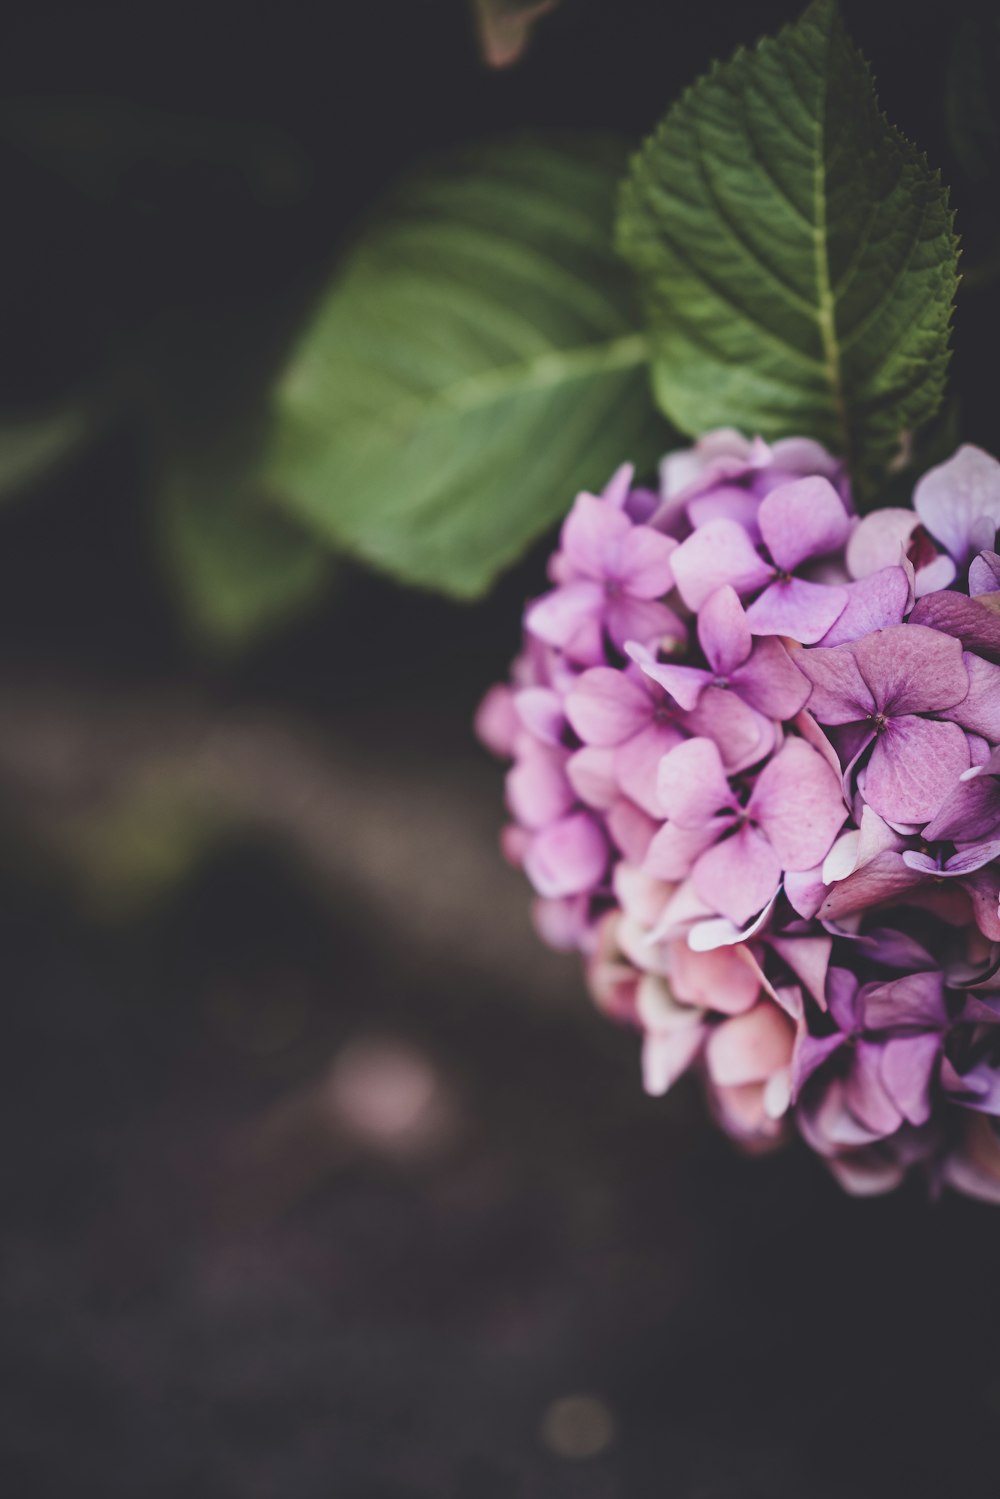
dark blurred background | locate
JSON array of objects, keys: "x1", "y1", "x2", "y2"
[{"x1": 2, "y1": 2, "x2": 1000, "y2": 1495}]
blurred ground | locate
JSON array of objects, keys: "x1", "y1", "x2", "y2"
[{"x1": 2, "y1": 1, "x2": 1000, "y2": 1494}]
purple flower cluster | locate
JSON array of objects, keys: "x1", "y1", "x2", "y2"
[{"x1": 477, "y1": 432, "x2": 1000, "y2": 1199}]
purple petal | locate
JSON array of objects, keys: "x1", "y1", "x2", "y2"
[
  {"x1": 861, "y1": 716, "x2": 970, "y2": 825},
  {"x1": 693, "y1": 824, "x2": 781, "y2": 927},
  {"x1": 525, "y1": 580, "x2": 605, "y2": 662},
  {"x1": 614, "y1": 721, "x2": 684, "y2": 817},
  {"x1": 852, "y1": 623, "x2": 969, "y2": 716},
  {"x1": 745, "y1": 577, "x2": 848, "y2": 644},
  {"x1": 687, "y1": 486, "x2": 763, "y2": 539},
  {"x1": 615, "y1": 524, "x2": 677, "y2": 597},
  {"x1": 749, "y1": 738, "x2": 847, "y2": 871},
  {"x1": 820, "y1": 849, "x2": 926, "y2": 921},
  {"x1": 730, "y1": 637, "x2": 811, "y2": 719},
  {"x1": 817, "y1": 567, "x2": 909, "y2": 647},
  {"x1": 683, "y1": 686, "x2": 775, "y2": 773},
  {"x1": 791, "y1": 1031, "x2": 845, "y2": 1100},
  {"x1": 913, "y1": 444, "x2": 1000, "y2": 566},
  {"x1": 910, "y1": 591, "x2": 1000, "y2": 661},
  {"x1": 564, "y1": 668, "x2": 650, "y2": 746},
  {"x1": 947, "y1": 652, "x2": 1000, "y2": 740},
  {"x1": 656, "y1": 737, "x2": 734, "y2": 827},
  {"x1": 523, "y1": 812, "x2": 608, "y2": 898},
  {"x1": 970, "y1": 550, "x2": 1000, "y2": 594},
  {"x1": 697, "y1": 584, "x2": 752, "y2": 676},
  {"x1": 669, "y1": 517, "x2": 772, "y2": 611},
  {"x1": 924, "y1": 768, "x2": 1000, "y2": 843},
  {"x1": 880, "y1": 1034, "x2": 940, "y2": 1126},
  {"x1": 826, "y1": 967, "x2": 861, "y2": 1032},
  {"x1": 963, "y1": 867, "x2": 1000, "y2": 941},
  {"x1": 606, "y1": 594, "x2": 686, "y2": 654},
  {"x1": 626, "y1": 641, "x2": 710, "y2": 711},
  {"x1": 792, "y1": 641, "x2": 875, "y2": 725},
  {"x1": 560, "y1": 492, "x2": 631, "y2": 578},
  {"x1": 845, "y1": 1042, "x2": 903, "y2": 1137},
  {"x1": 758, "y1": 476, "x2": 851, "y2": 572},
  {"x1": 860, "y1": 972, "x2": 948, "y2": 1031}
]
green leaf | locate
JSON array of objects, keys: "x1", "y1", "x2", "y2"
[
  {"x1": 160, "y1": 472, "x2": 330, "y2": 647},
  {"x1": 617, "y1": 0, "x2": 959, "y2": 491},
  {"x1": 265, "y1": 136, "x2": 668, "y2": 599},
  {"x1": 0, "y1": 405, "x2": 91, "y2": 500}
]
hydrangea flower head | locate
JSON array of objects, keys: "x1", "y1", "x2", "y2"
[{"x1": 478, "y1": 434, "x2": 1000, "y2": 1201}]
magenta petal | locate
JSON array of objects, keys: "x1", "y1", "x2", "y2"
[
  {"x1": 792, "y1": 642, "x2": 873, "y2": 724},
  {"x1": 693, "y1": 824, "x2": 781, "y2": 927},
  {"x1": 643, "y1": 818, "x2": 721, "y2": 882},
  {"x1": 749, "y1": 738, "x2": 847, "y2": 871},
  {"x1": 606, "y1": 594, "x2": 686, "y2": 654},
  {"x1": 697, "y1": 584, "x2": 752, "y2": 676},
  {"x1": 880, "y1": 1035, "x2": 940, "y2": 1127},
  {"x1": 730, "y1": 637, "x2": 811, "y2": 719},
  {"x1": 791, "y1": 1031, "x2": 845, "y2": 1099},
  {"x1": 670, "y1": 517, "x2": 772, "y2": 611},
  {"x1": 626, "y1": 644, "x2": 710, "y2": 710},
  {"x1": 616, "y1": 524, "x2": 677, "y2": 597},
  {"x1": 861, "y1": 972, "x2": 947, "y2": 1031},
  {"x1": 525, "y1": 580, "x2": 605, "y2": 661},
  {"x1": 523, "y1": 812, "x2": 608, "y2": 898},
  {"x1": 818, "y1": 567, "x2": 909, "y2": 647},
  {"x1": 862, "y1": 716, "x2": 970, "y2": 825},
  {"x1": 656, "y1": 737, "x2": 734, "y2": 827},
  {"x1": 560, "y1": 492, "x2": 630, "y2": 578},
  {"x1": 514, "y1": 687, "x2": 565, "y2": 745},
  {"x1": 745, "y1": 577, "x2": 848, "y2": 644},
  {"x1": 565, "y1": 668, "x2": 650, "y2": 747},
  {"x1": 853, "y1": 623, "x2": 969, "y2": 716},
  {"x1": 615, "y1": 721, "x2": 683, "y2": 816},
  {"x1": 758, "y1": 476, "x2": 851, "y2": 572},
  {"x1": 947, "y1": 652, "x2": 1000, "y2": 740},
  {"x1": 913, "y1": 444, "x2": 1000, "y2": 566}
]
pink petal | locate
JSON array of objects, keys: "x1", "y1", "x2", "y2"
[
  {"x1": 642, "y1": 1024, "x2": 706, "y2": 1097},
  {"x1": 669, "y1": 517, "x2": 772, "y2": 611},
  {"x1": 523, "y1": 812, "x2": 608, "y2": 898},
  {"x1": 682, "y1": 687, "x2": 774, "y2": 773},
  {"x1": 862, "y1": 716, "x2": 970, "y2": 825},
  {"x1": 745, "y1": 577, "x2": 848, "y2": 644},
  {"x1": 561, "y1": 491, "x2": 631, "y2": 578},
  {"x1": 749, "y1": 737, "x2": 847, "y2": 871},
  {"x1": 513, "y1": 687, "x2": 565, "y2": 745},
  {"x1": 820, "y1": 849, "x2": 926, "y2": 921},
  {"x1": 606, "y1": 594, "x2": 686, "y2": 654},
  {"x1": 525, "y1": 580, "x2": 605, "y2": 661},
  {"x1": 656, "y1": 737, "x2": 734, "y2": 827},
  {"x1": 616, "y1": 524, "x2": 677, "y2": 597},
  {"x1": 606, "y1": 798, "x2": 658, "y2": 865},
  {"x1": 817, "y1": 567, "x2": 909, "y2": 647},
  {"x1": 670, "y1": 941, "x2": 760, "y2": 1014},
  {"x1": 730, "y1": 637, "x2": 811, "y2": 719},
  {"x1": 913, "y1": 444, "x2": 1000, "y2": 565},
  {"x1": 475, "y1": 684, "x2": 519, "y2": 757},
  {"x1": 505, "y1": 741, "x2": 572, "y2": 829},
  {"x1": 758, "y1": 476, "x2": 851, "y2": 572},
  {"x1": 532, "y1": 895, "x2": 590, "y2": 951},
  {"x1": 566, "y1": 745, "x2": 617, "y2": 810},
  {"x1": 693, "y1": 824, "x2": 781, "y2": 926},
  {"x1": 614, "y1": 720, "x2": 683, "y2": 816},
  {"x1": 687, "y1": 486, "x2": 763, "y2": 539},
  {"x1": 970, "y1": 550, "x2": 1000, "y2": 594},
  {"x1": 643, "y1": 818, "x2": 722, "y2": 882},
  {"x1": 705, "y1": 1004, "x2": 794, "y2": 1087},
  {"x1": 565, "y1": 668, "x2": 650, "y2": 746},
  {"x1": 625, "y1": 641, "x2": 710, "y2": 711},
  {"x1": 909, "y1": 590, "x2": 1000, "y2": 658},
  {"x1": 846, "y1": 508, "x2": 918, "y2": 578},
  {"x1": 844, "y1": 1042, "x2": 903, "y2": 1136},
  {"x1": 697, "y1": 584, "x2": 752, "y2": 676}
]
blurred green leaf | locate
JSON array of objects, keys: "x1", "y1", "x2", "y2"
[
  {"x1": 617, "y1": 0, "x2": 959, "y2": 493},
  {"x1": 161, "y1": 470, "x2": 330, "y2": 647},
  {"x1": 265, "y1": 136, "x2": 668, "y2": 599},
  {"x1": 0, "y1": 405, "x2": 91, "y2": 500}
]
